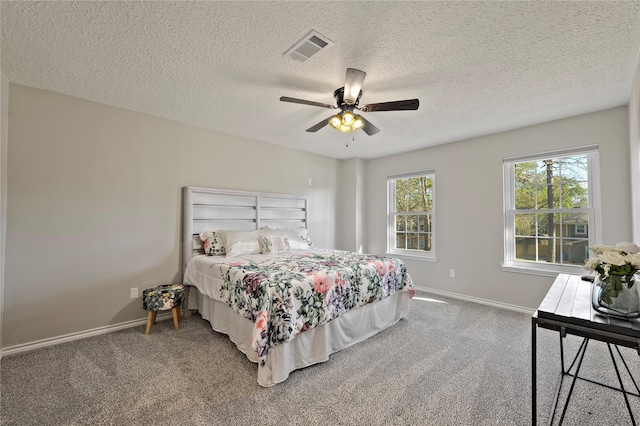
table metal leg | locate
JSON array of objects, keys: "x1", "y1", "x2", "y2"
[
  {"x1": 608, "y1": 343, "x2": 637, "y2": 426},
  {"x1": 559, "y1": 330, "x2": 565, "y2": 373},
  {"x1": 563, "y1": 337, "x2": 589, "y2": 375},
  {"x1": 546, "y1": 338, "x2": 640, "y2": 426},
  {"x1": 532, "y1": 317, "x2": 537, "y2": 426},
  {"x1": 615, "y1": 344, "x2": 640, "y2": 395},
  {"x1": 546, "y1": 337, "x2": 589, "y2": 426},
  {"x1": 556, "y1": 338, "x2": 589, "y2": 425}
]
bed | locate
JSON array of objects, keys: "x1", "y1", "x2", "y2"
[{"x1": 181, "y1": 186, "x2": 415, "y2": 387}]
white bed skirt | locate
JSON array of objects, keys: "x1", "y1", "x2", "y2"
[{"x1": 195, "y1": 289, "x2": 411, "y2": 387}]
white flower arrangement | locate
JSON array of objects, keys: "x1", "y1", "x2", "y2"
[
  {"x1": 585, "y1": 243, "x2": 640, "y2": 307},
  {"x1": 585, "y1": 242, "x2": 640, "y2": 279}
]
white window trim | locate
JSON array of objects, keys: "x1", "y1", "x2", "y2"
[
  {"x1": 502, "y1": 145, "x2": 602, "y2": 276},
  {"x1": 387, "y1": 169, "x2": 436, "y2": 261},
  {"x1": 575, "y1": 224, "x2": 586, "y2": 235}
]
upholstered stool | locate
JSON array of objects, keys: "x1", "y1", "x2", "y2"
[{"x1": 142, "y1": 284, "x2": 185, "y2": 334}]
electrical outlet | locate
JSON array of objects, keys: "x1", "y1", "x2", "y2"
[
  {"x1": 130, "y1": 287, "x2": 138, "y2": 299},
  {"x1": 449, "y1": 269, "x2": 455, "y2": 278}
]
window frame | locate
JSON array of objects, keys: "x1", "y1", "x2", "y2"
[
  {"x1": 502, "y1": 145, "x2": 601, "y2": 276},
  {"x1": 387, "y1": 170, "x2": 436, "y2": 262}
]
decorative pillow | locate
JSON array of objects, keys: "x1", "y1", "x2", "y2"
[
  {"x1": 221, "y1": 230, "x2": 261, "y2": 257},
  {"x1": 289, "y1": 227, "x2": 313, "y2": 248},
  {"x1": 199, "y1": 231, "x2": 225, "y2": 256},
  {"x1": 258, "y1": 234, "x2": 290, "y2": 254},
  {"x1": 261, "y1": 228, "x2": 312, "y2": 250}
]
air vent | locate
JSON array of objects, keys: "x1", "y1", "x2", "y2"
[{"x1": 284, "y1": 30, "x2": 334, "y2": 62}]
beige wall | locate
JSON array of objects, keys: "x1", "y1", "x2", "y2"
[
  {"x1": 630, "y1": 52, "x2": 640, "y2": 244},
  {"x1": 3, "y1": 82, "x2": 635, "y2": 348},
  {"x1": 366, "y1": 106, "x2": 632, "y2": 310},
  {"x1": 3, "y1": 84, "x2": 339, "y2": 348},
  {"x1": 337, "y1": 158, "x2": 366, "y2": 252},
  {"x1": 0, "y1": 71, "x2": 7, "y2": 351}
]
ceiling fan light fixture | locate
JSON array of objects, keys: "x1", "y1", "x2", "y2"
[
  {"x1": 342, "y1": 111, "x2": 354, "y2": 125},
  {"x1": 329, "y1": 115, "x2": 342, "y2": 129},
  {"x1": 329, "y1": 111, "x2": 363, "y2": 133}
]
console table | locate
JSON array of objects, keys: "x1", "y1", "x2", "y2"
[{"x1": 532, "y1": 273, "x2": 640, "y2": 425}]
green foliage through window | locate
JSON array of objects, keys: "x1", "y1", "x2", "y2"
[
  {"x1": 391, "y1": 174, "x2": 434, "y2": 253},
  {"x1": 510, "y1": 153, "x2": 592, "y2": 267}
]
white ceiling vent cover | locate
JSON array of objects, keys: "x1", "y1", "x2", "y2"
[{"x1": 284, "y1": 30, "x2": 334, "y2": 62}]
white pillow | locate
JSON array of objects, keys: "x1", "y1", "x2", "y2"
[
  {"x1": 199, "y1": 231, "x2": 225, "y2": 256},
  {"x1": 258, "y1": 234, "x2": 290, "y2": 254},
  {"x1": 222, "y1": 230, "x2": 261, "y2": 257},
  {"x1": 289, "y1": 227, "x2": 313, "y2": 248},
  {"x1": 261, "y1": 228, "x2": 312, "y2": 250}
]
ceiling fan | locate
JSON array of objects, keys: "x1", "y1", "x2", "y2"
[{"x1": 279, "y1": 68, "x2": 419, "y2": 136}]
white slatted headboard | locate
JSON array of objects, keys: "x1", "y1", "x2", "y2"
[{"x1": 182, "y1": 186, "x2": 308, "y2": 270}]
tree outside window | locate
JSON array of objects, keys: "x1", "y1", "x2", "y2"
[
  {"x1": 504, "y1": 147, "x2": 599, "y2": 275},
  {"x1": 388, "y1": 172, "x2": 435, "y2": 259}
]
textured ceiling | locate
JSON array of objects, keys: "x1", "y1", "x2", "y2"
[{"x1": 2, "y1": 1, "x2": 640, "y2": 160}]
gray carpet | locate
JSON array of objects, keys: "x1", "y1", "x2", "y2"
[{"x1": 1, "y1": 291, "x2": 639, "y2": 425}]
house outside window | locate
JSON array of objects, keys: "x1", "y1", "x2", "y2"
[
  {"x1": 503, "y1": 146, "x2": 601, "y2": 275},
  {"x1": 388, "y1": 170, "x2": 436, "y2": 261}
]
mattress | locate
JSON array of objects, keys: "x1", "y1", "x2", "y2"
[
  {"x1": 195, "y1": 287, "x2": 411, "y2": 386},
  {"x1": 183, "y1": 249, "x2": 414, "y2": 386}
]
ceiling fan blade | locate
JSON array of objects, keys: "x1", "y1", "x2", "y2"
[
  {"x1": 360, "y1": 99, "x2": 419, "y2": 112},
  {"x1": 306, "y1": 116, "x2": 333, "y2": 132},
  {"x1": 344, "y1": 68, "x2": 366, "y2": 105},
  {"x1": 280, "y1": 96, "x2": 337, "y2": 109},
  {"x1": 358, "y1": 115, "x2": 380, "y2": 136}
]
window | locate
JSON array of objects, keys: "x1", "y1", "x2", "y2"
[
  {"x1": 388, "y1": 170, "x2": 435, "y2": 260},
  {"x1": 503, "y1": 146, "x2": 600, "y2": 275}
]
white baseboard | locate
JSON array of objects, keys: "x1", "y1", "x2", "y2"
[
  {"x1": 1, "y1": 312, "x2": 174, "y2": 358},
  {"x1": 413, "y1": 285, "x2": 535, "y2": 315}
]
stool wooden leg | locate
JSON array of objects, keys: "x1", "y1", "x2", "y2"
[
  {"x1": 177, "y1": 306, "x2": 182, "y2": 321},
  {"x1": 151, "y1": 311, "x2": 157, "y2": 324},
  {"x1": 145, "y1": 311, "x2": 154, "y2": 335},
  {"x1": 172, "y1": 307, "x2": 180, "y2": 330}
]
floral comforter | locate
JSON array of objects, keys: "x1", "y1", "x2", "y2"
[{"x1": 217, "y1": 250, "x2": 414, "y2": 364}]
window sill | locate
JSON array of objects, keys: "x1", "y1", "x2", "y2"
[
  {"x1": 501, "y1": 264, "x2": 586, "y2": 278},
  {"x1": 387, "y1": 252, "x2": 437, "y2": 263}
]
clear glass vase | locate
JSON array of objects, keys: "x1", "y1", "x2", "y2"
[{"x1": 592, "y1": 273, "x2": 640, "y2": 319}]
